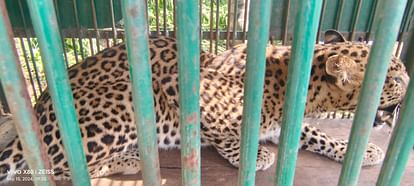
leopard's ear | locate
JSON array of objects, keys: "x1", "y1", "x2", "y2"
[
  {"x1": 324, "y1": 30, "x2": 347, "y2": 44},
  {"x1": 325, "y1": 54, "x2": 364, "y2": 90}
]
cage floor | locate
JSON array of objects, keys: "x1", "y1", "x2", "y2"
[{"x1": 11, "y1": 118, "x2": 414, "y2": 186}]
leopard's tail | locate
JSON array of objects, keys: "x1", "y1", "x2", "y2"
[
  {"x1": 0, "y1": 137, "x2": 27, "y2": 185},
  {"x1": 300, "y1": 123, "x2": 384, "y2": 166}
]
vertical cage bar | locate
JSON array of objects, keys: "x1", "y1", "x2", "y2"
[
  {"x1": 155, "y1": 0, "x2": 160, "y2": 34},
  {"x1": 72, "y1": 0, "x2": 86, "y2": 60},
  {"x1": 163, "y1": 0, "x2": 167, "y2": 35},
  {"x1": 274, "y1": 1, "x2": 323, "y2": 185},
  {"x1": 0, "y1": 3, "x2": 54, "y2": 185},
  {"x1": 173, "y1": 0, "x2": 177, "y2": 37},
  {"x1": 19, "y1": 37, "x2": 38, "y2": 100},
  {"x1": 282, "y1": 0, "x2": 291, "y2": 45},
  {"x1": 53, "y1": 0, "x2": 70, "y2": 68},
  {"x1": 350, "y1": 0, "x2": 363, "y2": 41},
  {"x1": 316, "y1": 0, "x2": 326, "y2": 43},
  {"x1": 231, "y1": 0, "x2": 238, "y2": 45},
  {"x1": 225, "y1": 0, "x2": 232, "y2": 49},
  {"x1": 175, "y1": 0, "x2": 201, "y2": 185},
  {"x1": 376, "y1": 66, "x2": 414, "y2": 185},
  {"x1": 109, "y1": 0, "x2": 118, "y2": 45},
  {"x1": 17, "y1": 0, "x2": 43, "y2": 94},
  {"x1": 338, "y1": 0, "x2": 408, "y2": 185},
  {"x1": 237, "y1": 1, "x2": 272, "y2": 186},
  {"x1": 121, "y1": 1, "x2": 161, "y2": 186},
  {"x1": 90, "y1": 0, "x2": 101, "y2": 52},
  {"x1": 215, "y1": 0, "x2": 219, "y2": 54},
  {"x1": 366, "y1": 0, "x2": 380, "y2": 41},
  {"x1": 406, "y1": 28, "x2": 414, "y2": 76},
  {"x1": 71, "y1": 38, "x2": 80, "y2": 64},
  {"x1": 335, "y1": 0, "x2": 345, "y2": 30},
  {"x1": 209, "y1": 0, "x2": 214, "y2": 52},
  {"x1": 241, "y1": 0, "x2": 249, "y2": 42},
  {"x1": 25, "y1": 1, "x2": 91, "y2": 185}
]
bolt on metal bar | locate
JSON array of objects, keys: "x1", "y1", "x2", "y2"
[
  {"x1": 237, "y1": 1, "x2": 272, "y2": 186},
  {"x1": 274, "y1": 1, "x2": 323, "y2": 186},
  {"x1": 175, "y1": 0, "x2": 201, "y2": 185},
  {"x1": 25, "y1": 1, "x2": 91, "y2": 185},
  {"x1": 0, "y1": 3, "x2": 54, "y2": 185},
  {"x1": 121, "y1": 1, "x2": 162, "y2": 186},
  {"x1": 338, "y1": 0, "x2": 408, "y2": 185},
  {"x1": 376, "y1": 59, "x2": 414, "y2": 185}
]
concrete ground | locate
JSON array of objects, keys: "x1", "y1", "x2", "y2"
[{"x1": 10, "y1": 118, "x2": 414, "y2": 186}]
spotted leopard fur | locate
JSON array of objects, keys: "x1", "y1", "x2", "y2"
[{"x1": 0, "y1": 33, "x2": 409, "y2": 183}]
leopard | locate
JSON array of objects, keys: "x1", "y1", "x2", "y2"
[{"x1": 0, "y1": 31, "x2": 409, "y2": 183}]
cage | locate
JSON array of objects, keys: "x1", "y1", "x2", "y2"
[{"x1": 0, "y1": 0, "x2": 413, "y2": 185}]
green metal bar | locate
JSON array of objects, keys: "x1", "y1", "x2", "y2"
[
  {"x1": 175, "y1": 1, "x2": 201, "y2": 186},
  {"x1": 406, "y1": 30, "x2": 414, "y2": 76},
  {"x1": 237, "y1": 1, "x2": 272, "y2": 186},
  {"x1": 338, "y1": 0, "x2": 408, "y2": 185},
  {"x1": 0, "y1": 3, "x2": 53, "y2": 185},
  {"x1": 376, "y1": 62, "x2": 414, "y2": 186},
  {"x1": 274, "y1": 1, "x2": 323, "y2": 186},
  {"x1": 25, "y1": 1, "x2": 91, "y2": 185},
  {"x1": 120, "y1": 1, "x2": 161, "y2": 186},
  {"x1": 335, "y1": 0, "x2": 345, "y2": 30}
]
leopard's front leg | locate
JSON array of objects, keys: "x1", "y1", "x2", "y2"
[{"x1": 209, "y1": 134, "x2": 275, "y2": 170}]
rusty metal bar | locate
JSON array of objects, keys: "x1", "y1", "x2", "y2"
[
  {"x1": 25, "y1": 1, "x2": 91, "y2": 185},
  {"x1": 0, "y1": 3, "x2": 54, "y2": 185},
  {"x1": 121, "y1": 1, "x2": 162, "y2": 185},
  {"x1": 175, "y1": 0, "x2": 201, "y2": 185}
]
